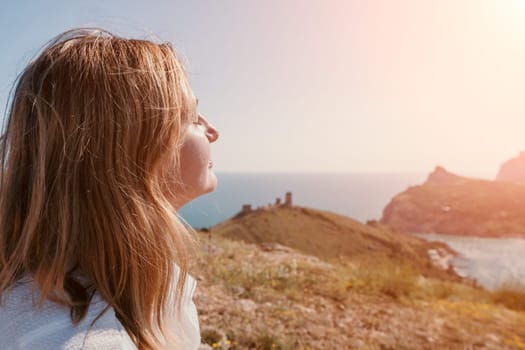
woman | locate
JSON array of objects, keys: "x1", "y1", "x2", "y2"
[{"x1": 0, "y1": 28, "x2": 219, "y2": 349}]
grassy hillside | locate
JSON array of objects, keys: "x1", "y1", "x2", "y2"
[
  {"x1": 187, "y1": 205, "x2": 525, "y2": 349},
  {"x1": 381, "y1": 167, "x2": 525, "y2": 237},
  {"x1": 191, "y1": 231, "x2": 525, "y2": 350},
  {"x1": 210, "y1": 206, "x2": 459, "y2": 281}
]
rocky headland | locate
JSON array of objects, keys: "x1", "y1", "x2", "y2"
[
  {"x1": 496, "y1": 151, "x2": 525, "y2": 183},
  {"x1": 380, "y1": 166, "x2": 525, "y2": 237}
]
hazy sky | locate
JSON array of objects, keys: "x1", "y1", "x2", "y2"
[{"x1": 2, "y1": 0, "x2": 525, "y2": 177}]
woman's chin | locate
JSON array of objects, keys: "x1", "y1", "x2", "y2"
[
  {"x1": 205, "y1": 171, "x2": 218, "y2": 193},
  {"x1": 174, "y1": 171, "x2": 218, "y2": 209},
  {"x1": 194, "y1": 171, "x2": 218, "y2": 198}
]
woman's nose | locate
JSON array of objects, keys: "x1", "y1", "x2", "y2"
[
  {"x1": 200, "y1": 115, "x2": 219, "y2": 142},
  {"x1": 206, "y1": 123, "x2": 219, "y2": 143}
]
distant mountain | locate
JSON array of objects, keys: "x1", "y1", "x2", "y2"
[
  {"x1": 496, "y1": 151, "x2": 525, "y2": 183},
  {"x1": 208, "y1": 205, "x2": 456, "y2": 279},
  {"x1": 381, "y1": 166, "x2": 525, "y2": 237}
]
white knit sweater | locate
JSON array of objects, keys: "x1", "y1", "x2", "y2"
[{"x1": 0, "y1": 273, "x2": 201, "y2": 349}]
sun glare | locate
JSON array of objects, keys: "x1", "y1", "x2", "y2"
[{"x1": 497, "y1": 0, "x2": 525, "y2": 34}]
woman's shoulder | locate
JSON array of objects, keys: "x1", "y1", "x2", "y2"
[{"x1": 0, "y1": 278, "x2": 137, "y2": 350}]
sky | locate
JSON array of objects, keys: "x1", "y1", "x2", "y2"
[{"x1": 2, "y1": 0, "x2": 525, "y2": 177}]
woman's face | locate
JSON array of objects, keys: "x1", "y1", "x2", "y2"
[{"x1": 168, "y1": 112, "x2": 219, "y2": 209}]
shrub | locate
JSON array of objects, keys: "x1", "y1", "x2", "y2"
[
  {"x1": 255, "y1": 334, "x2": 284, "y2": 350},
  {"x1": 201, "y1": 328, "x2": 223, "y2": 347}
]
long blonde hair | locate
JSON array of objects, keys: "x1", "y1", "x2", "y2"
[{"x1": 0, "y1": 28, "x2": 197, "y2": 349}]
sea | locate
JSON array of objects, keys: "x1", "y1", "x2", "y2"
[
  {"x1": 416, "y1": 233, "x2": 525, "y2": 290},
  {"x1": 179, "y1": 172, "x2": 427, "y2": 228},
  {"x1": 179, "y1": 172, "x2": 525, "y2": 289}
]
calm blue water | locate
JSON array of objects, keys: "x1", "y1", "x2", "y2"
[
  {"x1": 417, "y1": 233, "x2": 525, "y2": 289},
  {"x1": 179, "y1": 172, "x2": 426, "y2": 228}
]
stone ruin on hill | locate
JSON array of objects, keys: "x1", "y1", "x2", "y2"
[{"x1": 241, "y1": 192, "x2": 293, "y2": 214}]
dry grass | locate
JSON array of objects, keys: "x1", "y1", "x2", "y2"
[
  {"x1": 491, "y1": 283, "x2": 525, "y2": 312},
  {"x1": 194, "y1": 232, "x2": 525, "y2": 308},
  {"x1": 193, "y1": 232, "x2": 525, "y2": 349},
  {"x1": 193, "y1": 233, "x2": 351, "y2": 304},
  {"x1": 345, "y1": 255, "x2": 419, "y2": 300}
]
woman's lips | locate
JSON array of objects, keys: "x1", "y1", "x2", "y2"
[{"x1": 208, "y1": 161, "x2": 213, "y2": 168}]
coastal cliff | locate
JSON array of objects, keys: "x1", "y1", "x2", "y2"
[
  {"x1": 496, "y1": 151, "x2": 525, "y2": 183},
  {"x1": 381, "y1": 166, "x2": 525, "y2": 237}
]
